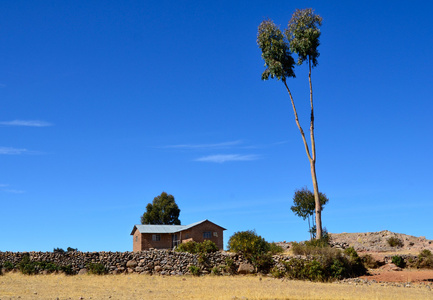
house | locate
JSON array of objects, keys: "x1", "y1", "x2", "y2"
[{"x1": 130, "y1": 219, "x2": 226, "y2": 251}]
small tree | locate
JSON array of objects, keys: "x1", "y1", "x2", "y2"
[
  {"x1": 258, "y1": 8, "x2": 324, "y2": 239},
  {"x1": 141, "y1": 192, "x2": 181, "y2": 225},
  {"x1": 291, "y1": 187, "x2": 328, "y2": 239}
]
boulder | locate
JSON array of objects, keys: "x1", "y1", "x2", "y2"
[
  {"x1": 126, "y1": 260, "x2": 138, "y2": 268},
  {"x1": 78, "y1": 268, "x2": 88, "y2": 275},
  {"x1": 237, "y1": 262, "x2": 254, "y2": 274}
]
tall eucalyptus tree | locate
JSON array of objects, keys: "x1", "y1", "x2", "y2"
[{"x1": 257, "y1": 8, "x2": 324, "y2": 239}]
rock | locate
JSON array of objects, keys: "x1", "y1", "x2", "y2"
[
  {"x1": 78, "y1": 268, "x2": 88, "y2": 275},
  {"x1": 237, "y1": 262, "x2": 254, "y2": 274},
  {"x1": 154, "y1": 265, "x2": 162, "y2": 272},
  {"x1": 126, "y1": 260, "x2": 137, "y2": 268}
]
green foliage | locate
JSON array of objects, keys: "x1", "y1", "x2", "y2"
[
  {"x1": 291, "y1": 187, "x2": 328, "y2": 238},
  {"x1": 415, "y1": 249, "x2": 433, "y2": 269},
  {"x1": 188, "y1": 265, "x2": 200, "y2": 276},
  {"x1": 60, "y1": 264, "x2": 74, "y2": 275},
  {"x1": 141, "y1": 192, "x2": 181, "y2": 225},
  {"x1": 223, "y1": 257, "x2": 236, "y2": 275},
  {"x1": 211, "y1": 266, "x2": 222, "y2": 276},
  {"x1": 285, "y1": 8, "x2": 322, "y2": 67},
  {"x1": 86, "y1": 263, "x2": 107, "y2": 275},
  {"x1": 67, "y1": 247, "x2": 78, "y2": 252},
  {"x1": 3, "y1": 261, "x2": 14, "y2": 272},
  {"x1": 176, "y1": 240, "x2": 218, "y2": 255},
  {"x1": 228, "y1": 230, "x2": 278, "y2": 273},
  {"x1": 18, "y1": 254, "x2": 36, "y2": 275},
  {"x1": 387, "y1": 237, "x2": 404, "y2": 248},
  {"x1": 270, "y1": 266, "x2": 285, "y2": 278},
  {"x1": 257, "y1": 19, "x2": 295, "y2": 81},
  {"x1": 291, "y1": 187, "x2": 328, "y2": 220},
  {"x1": 391, "y1": 255, "x2": 405, "y2": 268}
]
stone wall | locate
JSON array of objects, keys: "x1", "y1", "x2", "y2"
[{"x1": 0, "y1": 250, "x2": 244, "y2": 275}]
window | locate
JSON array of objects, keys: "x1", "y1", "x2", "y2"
[
  {"x1": 185, "y1": 234, "x2": 190, "y2": 239},
  {"x1": 152, "y1": 234, "x2": 161, "y2": 241},
  {"x1": 203, "y1": 231, "x2": 212, "y2": 239},
  {"x1": 135, "y1": 236, "x2": 138, "y2": 242}
]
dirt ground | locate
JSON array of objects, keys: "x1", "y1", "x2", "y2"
[{"x1": 361, "y1": 267, "x2": 433, "y2": 283}]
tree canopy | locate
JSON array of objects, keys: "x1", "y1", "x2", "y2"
[
  {"x1": 141, "y1": 192, "x2": 181, "y2": 225},
  {"x1": 291, "y1": 187, "x2": 328, "y2": 239}
]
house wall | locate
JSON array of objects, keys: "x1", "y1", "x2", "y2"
[
  {"x1": 132, "y1": 229, "x2": 142, "y2": 252},
  {"x1": 181, "y1": 220, "x2": 225, "y2": 250},
  {"x1": 141, "y1": 233, "x2": 173, "y2": 250}
]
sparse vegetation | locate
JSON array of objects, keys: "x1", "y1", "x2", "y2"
[
  {"x1": 279, "y1": 243, "x2": 366, "y2": 281},
  {"x1": 361, "y1": 254, "x2": 380, "y2": 269},
  {"x1": 86, "y1": 263, "x2": 107, "y2": 275},
  {"x1": 387, "y1": 236, "x2": 404, "y2": 248},
  {"x1": 414, "y1": 249, "x2": 433, "y2": 269},
  {"x1": 188, "y1": 265, "x2": 200, "y2": 276}
]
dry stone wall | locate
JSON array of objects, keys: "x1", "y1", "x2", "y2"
[{"x1": 0, "y1": 250, "x2": 244, "y2": 275}]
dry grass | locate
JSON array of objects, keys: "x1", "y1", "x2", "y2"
[{"x1": 1, "y1": 273, "x2": 432, "y2": 300}]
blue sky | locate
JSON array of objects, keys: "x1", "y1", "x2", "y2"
[{"x1": 1, "y1": 0, "x2": 432, "y2": 252}]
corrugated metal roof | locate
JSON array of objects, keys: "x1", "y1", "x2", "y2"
[{"x1": 130, "y1": 220, "x2": 208, "y2": 235}]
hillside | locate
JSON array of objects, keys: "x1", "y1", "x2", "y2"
[{"x1": 329, "y1": 230, "x2": 433, "y2": 254}]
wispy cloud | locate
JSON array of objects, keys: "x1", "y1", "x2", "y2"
[
  {"x1": 0, "y1": 147, "x2": 28, "y2": 155},
  {"x1": 164, "y1": 140, "x2": 243, "y2": 150},
  {"x1": 0, "y1": 120, "x2": 52, "y2": 127},
  {"x1": 195, "y1": 154, "x2": 260, "y2": 163},
  {"x1": 0, "y1": 184, "x2": 25, "y2": 194}
]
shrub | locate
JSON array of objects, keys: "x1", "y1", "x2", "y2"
[
  {"x1": 269, "y1": 242, "x2": 284, "y2": 255},
  {"x1": 176, "y1": 240, "x2": 218, "y2": 254},
  {"x1": 270, "y1": 266, "x2": 285, "y2": 278},
  {"x1": 305, "y1": 260, "x2": 324, "y2": 281},
  {"x1": 53, "y1": 247, "x2": 65, "y2": 254},
  {"x1": 391, "y1": 255, "x2": 405, "y2": 268},
  {"x1": 211, "y1": 266, "x2": 222, "y2": 276},
  {"x1": 227, "y1": 230, "x2": 274, "y2": 272},
  {"x1": 67, "y1": 247, "x2": 78, "y2": 252},
  {"x1": 60, "y1": 264, "x2": 74, "y2": 275},
  {"x1": 419, "y1": 249, "x2": 432, "y2": 258},
  {"x1": 416, "y1": 249, "x2": 433, "y2": 269},
  {"x1": 86, "y1": 263, "x2": 107, "y2": 275},
  {"x1": 361, "y1": 254, "x2": 379, "y2": 269},
  {"x1": 387, "y1": 237, "x2": 404, "y2": 248},
  {"x1": 3, "y1": 261, "x2": 14, "y2": 272},
  {"x1": 18, "y1": 254, "x2": 37, "y2": 275},
  {"x1": 223, "y1": 257, "x2": 236, "y2": 275},
  {"x1": 284, "y1": 245, "x2": 366, "y2": 282},
  {"x1": 189, "y1": 265, "x2": 200, "y2": 276}
]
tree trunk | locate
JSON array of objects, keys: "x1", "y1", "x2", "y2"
[{"x1": 308, "y1": 58, "x2": 322, "y2": 240}]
